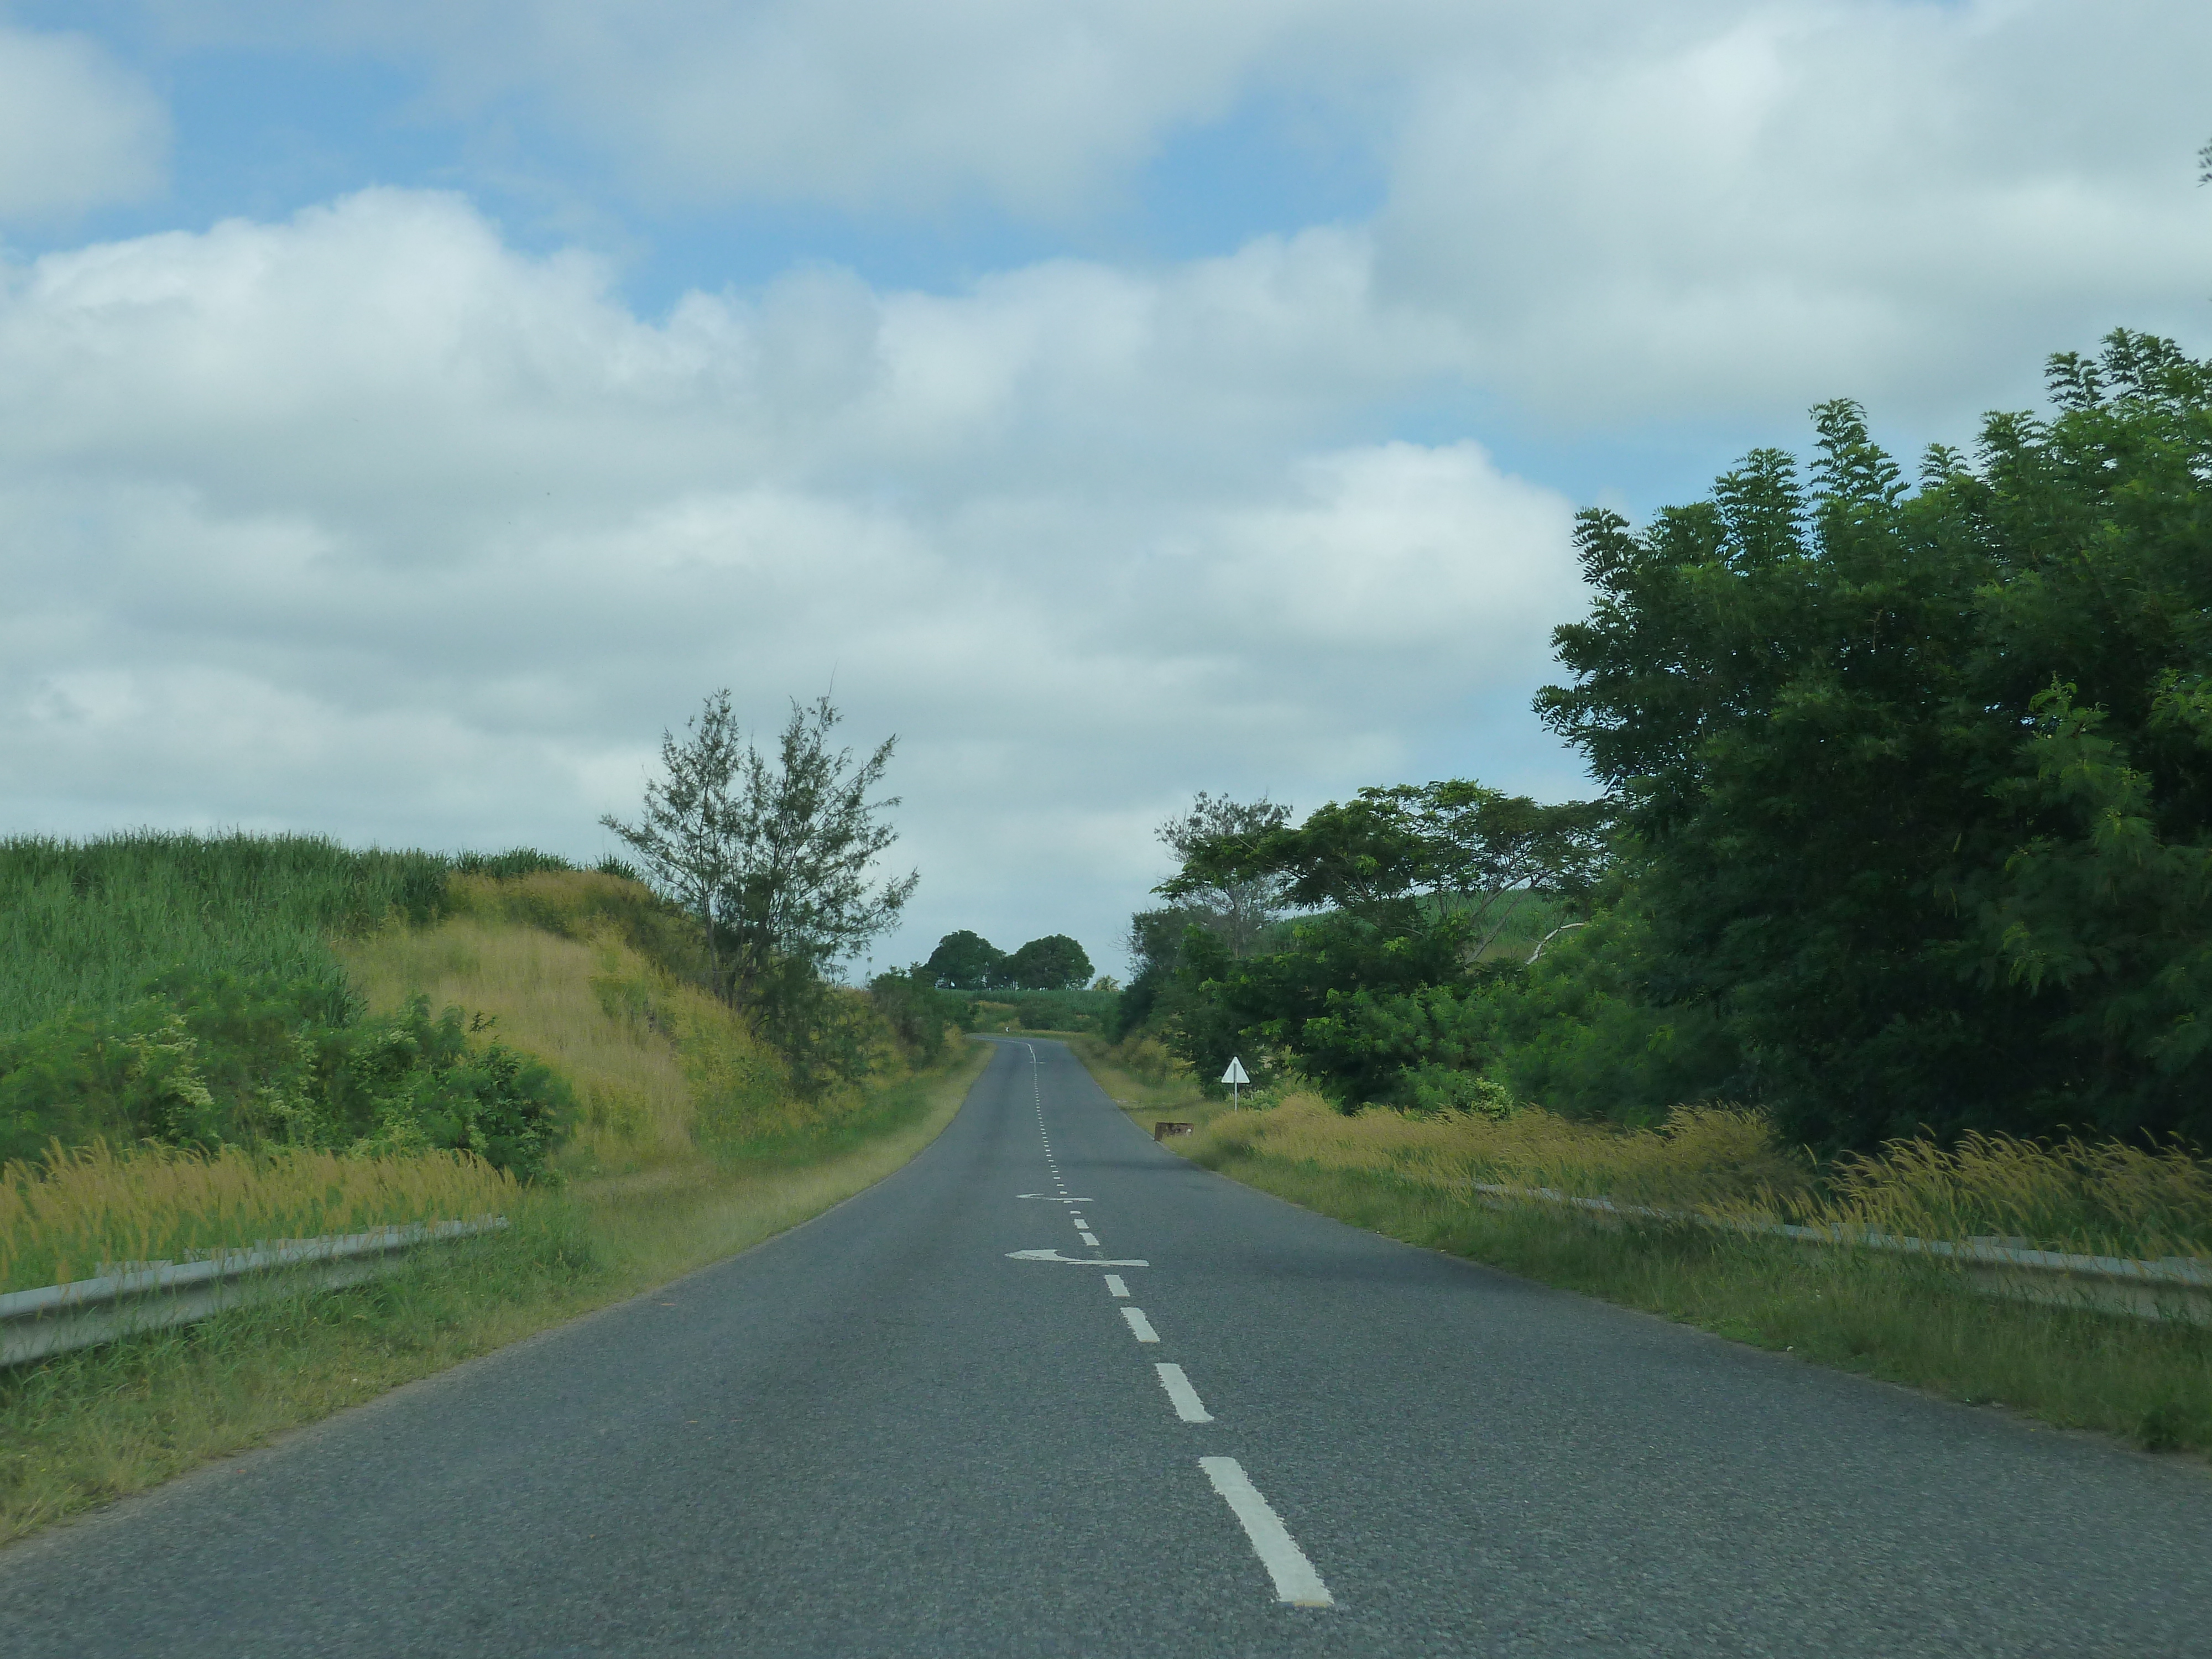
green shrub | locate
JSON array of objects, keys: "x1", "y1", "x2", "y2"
[{"x1": 0, "y1": 974, "x2": 570, "y2": 1179}]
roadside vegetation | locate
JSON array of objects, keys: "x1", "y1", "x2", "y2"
[
  {"x1": 0, "y1": 1047, "x2": 983, "y2": 1545},
  {"x1": 1095, "y1": 328, "x2": 2212, "y2": 1450},
  {"x1": 1, "y1": 693, "x2": 983, "y2": 1540}
]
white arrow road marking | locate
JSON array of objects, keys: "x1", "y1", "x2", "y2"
[
  {"x1": 1154, "y1": 1363, "x2": 1213, "y2": 1422},
  {"x1": 1200, "y1": 1458, "x2": 1334, "y2": 1608},
  {"x1": 1120, "y1": 1307, "x2": 1160, "y2": 1343},
  {"x1": 1005, "y1": 1249, "x2": 1150, "y2": 1266}
]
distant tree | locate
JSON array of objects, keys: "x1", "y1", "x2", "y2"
[
  {"x1": 925, "y1": 929, "x2": 1006, "y2": 989},
  {"x1": 1182, "y1": 782, "x2": 1613, "y2": 960},
  {"x1": 1005, "y1": 934, "x2": 1093, "y2": 989},
  {"x1": 1157, "y1": 792, "x2": 1292, "y2": 957},
  {"x1": 1155, "y1": 782, "x2": 1612, "y2": 1103},
  {"x1": 601, "y1": 688, "x2": 745, "y2": 991}
]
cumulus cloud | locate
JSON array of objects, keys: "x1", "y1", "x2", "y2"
[
  {"x1": 0, "y1": 26, "x2": 168, "y2": 220},
  {"x1": 1372, "y1": 0, "x2": 2212, "y2": 427},
  {"x1": 0, "y1": 190, "x2": 1578, "y2": 967},
  {"x1": 160, "y1": 0, "x2": 1339, "y2": 216},
  {"x1": 18, "y1": 0, "x2": 2212, "y2": 966},
  {"x1": 153, "y1": 1, "x2": 2212, "y2": 434}
]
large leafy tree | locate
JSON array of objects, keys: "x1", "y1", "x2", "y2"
[
  {"x1": 1538, "y1": 330, "x2": 2212, "y2": 1149},
  {"x1": 925, "y1": 930, "x2": 1006, "y2": 990},
  {"x1": 1004, "y1": 934, "x2": 1094, "y2": 990}
]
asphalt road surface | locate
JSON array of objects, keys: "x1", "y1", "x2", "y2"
[{"x1": 6, "y1": 1037, "x2": 2211, "y2": 1657}]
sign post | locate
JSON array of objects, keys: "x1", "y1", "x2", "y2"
[{"x1": 1220, "y1": 1056, "x2": 1250, "y2": 1106}]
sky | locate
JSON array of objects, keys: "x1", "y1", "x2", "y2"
[{"x1": 2, "y1": 2, "x2": 2208, "y2": 979}]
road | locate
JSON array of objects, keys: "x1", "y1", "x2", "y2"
[{"x1": 4, "y1": 1036, "x2": 2210, "y2": 1656}]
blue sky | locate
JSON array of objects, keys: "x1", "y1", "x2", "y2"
[{"x1": 2, "y1": 1, "x2": 2209, "y2": 975}]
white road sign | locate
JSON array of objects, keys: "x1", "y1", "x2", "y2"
[{"x1": 1221, "y1": 1057, "x2": 1250, "y2": 1084}]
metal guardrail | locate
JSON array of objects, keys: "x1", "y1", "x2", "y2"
[
  {"x1": 0, "y1": 1217, "x2": 508, "y2": 1366},
  {"x1": 1470, "y1": 1182, "x2": 2212, "y2": 1325}
]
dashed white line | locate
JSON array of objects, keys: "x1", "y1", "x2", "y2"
[
  {"x1": 1103, "y1": 1275, "x2": 1129, "y2": 1298},
  {"x1": 1153, "y1": 1363, "x2": 1213, "y2": 1423},
  {"x1": 1079, "y1": 1232, "x2": 1100, "y2": 1246},
  {"x1": 1199, "y1": 1458, "x2": 1334, "y2": 1608},
  {"x1": 1120, "y1": 1307, "x2": 1159, "y2": 1343}
]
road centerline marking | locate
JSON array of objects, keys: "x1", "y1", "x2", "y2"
[
  {"x1": 1104, "y1": 1274, "x2": 1129, "y2": 1297},
  {"x1": 1199, "y1": 1458, "x2": 1334, "y2": 1608},
  {"x1": 1121, "y1": 1307, "x2": 1160, "y2": 1343},
  {"x1": 1078, "y1": 1231, "x2": 1100, "y2": 1246},
  {"x1": 1154, "y1": 1363, "x2": 1213, "y2": 1422}
]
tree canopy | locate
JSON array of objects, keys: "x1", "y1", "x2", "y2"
[
  {"x1": 925, "y1": 930, "x2": 1005, "y2": 989},
  {"x1": 1004, "y1": 934, "x2": 1093, "y2": 990},
  {"x1": 1538, "y1": 331, "x2": 2212, "y2": 1148},
  {"x1": 1127, "y1": 330, "x2": 2212, "y2": 1151}
]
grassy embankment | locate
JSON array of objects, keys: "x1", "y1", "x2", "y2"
[
  {"x1": 0, "y1": 836, "x2": 983, "y2": 1542},
  {"x1": 1063, "y1": 1036, "x2": 2212, "y2": 1455}
]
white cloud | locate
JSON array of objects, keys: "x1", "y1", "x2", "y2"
[
  {"x1": 15, "y1": 0, "x2": 2212, "y2": 967},
  {"x1": 152, "y1": 1, "x2": 2212, "y2": 435},
  {"x1": 0, "y1": 26, "x2": 168, "y2": 221},
  {"x1": 0, "y1": 190, "x2": 1577, "y2": 969},
  {"x1": 1370, "y1": 1, "x2": 2212, "y2": 427},
  {"x1": 163, "y1": 0, "x2": 1339, "y2": 216}
]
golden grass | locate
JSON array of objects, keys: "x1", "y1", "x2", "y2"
[
  {"x1": 335, "y1": 902, "x2": 786, "y2": 1173},
  {"x1": 1815, "y1": 1131, "x2": 2212, "y2": 1261},
  {"x1": 1098, "y1": 1071, "x2": 2212, "y2": 1455},
  {"x1": 1, "y1": 1142, "x2": 513, "y2": 1293},
  {"x1": 1192, "y1": 1093, "x2": 1801, "y2": 1207},
  {"x1": 1186, "y1": 1093, "x2": 2212, "y2": 1261},
  {"x1": 1, "y1": 864, "x2": 994, "y2": 1539},
  {"x1": 1063, "y1": 1032, "x2": 1201, "y2": 1119},
  {"x1": 0, "y1": 1040, "x2": 989, "y2": 1544}
]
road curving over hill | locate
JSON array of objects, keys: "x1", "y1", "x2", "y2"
[{"x1": 4, "y1": 1037, "x2": 2209, "y2": 1656}]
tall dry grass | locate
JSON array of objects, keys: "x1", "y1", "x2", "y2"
[
  {"x1": 1813, "y1": 1131, "x2": 2212, "y2": 1261},
  {"x1": 1190, "y1": 1094, "x2": 2212, "y2": 1261},
  {"x1": 1, "y1": 1141, "x2": 513, "y2": 1292},
  {"x1": 336, "y1": 904, "x2": 796, "y2": 1171}
]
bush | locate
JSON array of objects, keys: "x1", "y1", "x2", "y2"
[
  {"x1": 868, "y1": 968, "x2": 958, "y2": 1061},
  {"x1": 0, "y1": 974, "x2": 572, "y2": 1180}
]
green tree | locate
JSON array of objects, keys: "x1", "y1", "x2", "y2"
[
  {"x1": 1157, "y1": 792, "x2": 1292, "y2": 957},
  {"x1": 1538, "y1": 330, "x2": 2212, "y2": 1149},
  {"x1": 605, "y1": 692, "x2": 917, "y2": 1089},
  {"x1": 1005, "y1": 934, "x2": 1093, "y2": 990},
  {"x1": 925, "y1": 929, "x2": 1006, "y2": 989},
  {"x1": 1154, "y1": 782, "x2": 1611, "y2": 1104},
  {"x1": 719, "y1": 697, "x2": 919, "y2": 1081},
  {"x1": 601, "y1": 689, "x2": 744, "y2": 993}
]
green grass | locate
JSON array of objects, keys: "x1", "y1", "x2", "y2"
[
  {"x1": 1191, "y1": 1150, "x2": 2212, "y2": 1457},
  {"x1": 953, "y1": 987, "x2": 1119, "y2": 1035},
  {"x1": 1060, "y1": 1032, "x2": 1207, "y2": 1121},
  {"x1": 0, "y1": 1040, "x2": 989, "y2": 1543},
  {"x1": 0, "y1": 832, "x2": 460, "y2": 1032}
]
